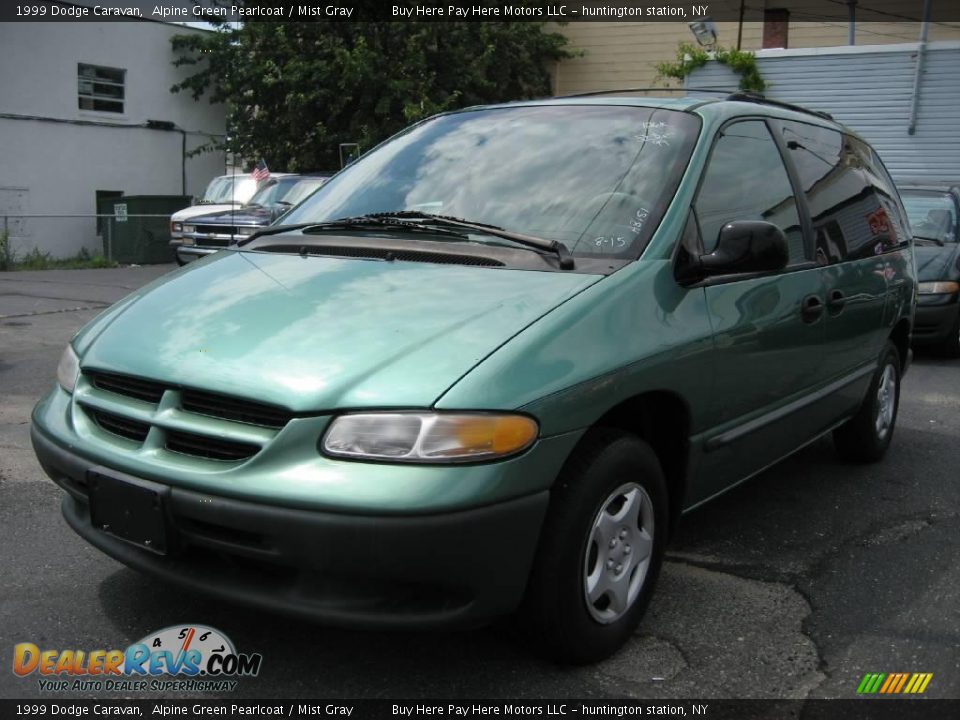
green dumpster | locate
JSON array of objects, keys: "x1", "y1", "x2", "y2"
[{"x1": 98, "y1": 195, "x2": 191, "y2": 264}]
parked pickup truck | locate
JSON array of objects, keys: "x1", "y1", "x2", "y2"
[
  {"x1": 177, "y1": 175, "x2": 328, "y2": 264},
  {"x1": 169, "y1": 173, "x2": 293, "y2": 247}
]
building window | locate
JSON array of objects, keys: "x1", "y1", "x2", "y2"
[{"x1": 78, "y1": 64, "x2": 125, "y2": 113}]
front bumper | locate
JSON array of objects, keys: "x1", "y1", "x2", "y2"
[
  {"x1": 175, "y1": 246, "x2": 218, "y2": 264},
  {"x1": 912, "y1": 298, "x2": 959, "y2": 346},
  {"x1": 32, "y1": 425, "x2": 550, "y2": 628}
]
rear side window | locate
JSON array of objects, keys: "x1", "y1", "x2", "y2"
[
  {"x1": 694, "y1": 120, "x2": 806, "y2": 265},
  {"x1": 779, "y1": 121, "x2": 906, "y2": 264}
]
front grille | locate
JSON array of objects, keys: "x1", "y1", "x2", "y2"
[
  {"x1": 80, "y1": 372, "x2": 291, "y2": 464},
  {"x1": 87, "y1": 371, "x2": 165, "y2": 404},
  {"x1": 194, "y1": 225, "x2": 237, "y2": 235},
  {"x1": 181, "y1": 389, "x2": 292, "y2": 429},
  {"x1": 90, "y1": 409, "x2": 151, "y2": 442},
  {"x1": 166, "y1": 430, "x2": 260, "y2": 462}
]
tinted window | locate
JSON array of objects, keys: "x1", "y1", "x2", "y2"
[
  {"x1": 694, "y1": 120, "x2": 805, "y2": 264},
  {"x1": 779, "y1": 121, "x2": 904, "y2": 263},
  {"x1": 281, "y1": 105, "x2": 701, "y2": 259}
]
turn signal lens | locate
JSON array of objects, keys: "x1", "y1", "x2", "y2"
[
  {"x1": 918, "y1": 281, "x2": 959, "y2": 295},
  {"x1": 322, "y1": 412, "x2": 538, "y2": 463}
]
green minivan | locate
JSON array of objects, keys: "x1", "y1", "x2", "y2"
[{"x1": 32, "y1": 94, "x2": 915, "y2": 663}]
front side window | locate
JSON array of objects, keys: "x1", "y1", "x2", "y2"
[
  {"x1": 694, "y1": 120, "x2": 805, "y2": 264},
  {"x1": 281, "y1": 105, "x2": 701, "y2": 259},
  {"x1": 78, "y1": 63, "x2": 125, "y2": 114},
  {"x1": 902, "y1": 192, "x2": 957, "y2": 244},
  {"x1": 779, "y1": 121, "x2": 904, "y2": 263}
]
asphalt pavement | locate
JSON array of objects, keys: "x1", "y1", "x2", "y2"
[{"x1": 1, "y1": 265, "x2": 957, "y2": 701}]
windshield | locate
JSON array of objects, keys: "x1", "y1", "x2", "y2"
[
  {"x1": 902, "y1": 192, "x2": 957, "y2": 243},
  {"x1": 201, "y1": 177, "x2": 233, "y2": 203},
  {"x1": 246, "y1": 177, "x2": 301, "y2": 206},
  {"x1": 281, "y1": 105, "x2": 700, "y2": 258},
  {"x1": 283, "y1": 178, "x2": 328, "y2": 206}
]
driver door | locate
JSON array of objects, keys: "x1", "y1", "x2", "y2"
[{"x1": 692, "y1": 119, "x2": 828, "y2": 502}]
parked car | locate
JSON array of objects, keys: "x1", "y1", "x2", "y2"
[
  {"x1": 899, "y1": 184, "x2": 960, "y2": 356},
  {"x1": 169, "y1": 173, "x2": 294, "y2": 247},
  {"x1": 177, "y1": 175, "x2": 329, "y2": 265},
  {"x1": 32, "y1": 94, "x2": 915, "y2": 663}
]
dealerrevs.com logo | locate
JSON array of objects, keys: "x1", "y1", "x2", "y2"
[{"x1": 13, "y1": 624, "x2": 262, "y2": 693}]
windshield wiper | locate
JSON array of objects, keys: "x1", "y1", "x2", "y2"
[
  {"x1": 235, "y1": 213, "x2": 576, "y2": 270},
  {"x1": 913, "y1": 234, "x2": 945, "y2": 247},
  {"x1": 365, "y1": 211, "x2": 575, "y2": 269},
  {"x1": 234, "y1": 216, "x2": 469, "y2": 247}
]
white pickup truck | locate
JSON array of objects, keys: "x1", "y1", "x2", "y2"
[{"x1": 169, "y1": 174, "x2": 290, "y2": 246}]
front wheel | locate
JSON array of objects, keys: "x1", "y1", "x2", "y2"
[
  {"x1": 519, "y1": 429, "x2": 668, "y2": 664},
  {"x1": 833, "y1": 342, "x2": 901, "y2": 462}
]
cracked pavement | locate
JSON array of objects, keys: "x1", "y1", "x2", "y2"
[{"x1": 1, "y1": 266, "x2": 958, "y2": 700}]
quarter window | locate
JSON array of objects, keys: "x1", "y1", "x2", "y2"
[
  {"x1": 694, "y1": 120, "x2": 805, "y2": 264},
  {"x1": 78, "y1": 64, "x2": 125, "y2": 114}
]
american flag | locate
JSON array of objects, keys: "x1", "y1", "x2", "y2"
[{"x1": 251, "y1": 159, "x2": 270, "y2": 181}]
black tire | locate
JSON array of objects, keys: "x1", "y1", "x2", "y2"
[
  {"x1": 833, "y1": 342, "x2": 901, "y2": 463},
  {"x1": 940, "y1": 310, "x2": 960, "y2": 358},
  {"x1": 519, "y1": 428, "x2": 668, "y2": 664}
]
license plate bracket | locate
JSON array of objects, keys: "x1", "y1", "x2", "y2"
[{"x1": 87, "y1": 469, "x2": 170, "y2": 555}]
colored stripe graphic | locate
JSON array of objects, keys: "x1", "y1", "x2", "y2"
[{"x1": 857, "y1": 672, "x2": 932, "y2": 695}]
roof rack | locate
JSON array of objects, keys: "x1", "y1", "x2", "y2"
[
  {"x1": 726, "y1": 91, "x2": 835, "y2": 121},
  {"x1": 553, "y1": 88, "x2": 836, "y2": 122},
  {"x1": 557, "y1": 87, "x2": 732, "y2": 98}
]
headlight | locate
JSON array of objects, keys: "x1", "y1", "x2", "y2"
[
  {"x1": 236, "y1": 226, "x2": 258, "y2": 236},
  {"x1": 918, "y1": 281, "x2": 959, "y2": 295},
  {"x1": 322, "y1": 412, "x2": 539, "y2": 463},
  {"x1": 56, "y1": 344, "x2": 80, "y2": 394},
  {"x1": 182, "y1": 224, "x2": 195, "y2": 234}
]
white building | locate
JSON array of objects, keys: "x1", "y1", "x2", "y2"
[{"x1": 0, "y1": 21, "x2": 226, "y2": 259}]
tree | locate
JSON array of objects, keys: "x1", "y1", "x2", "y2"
[{"x1": 171, "y1": 11, "x2": 573, "y2": 171}]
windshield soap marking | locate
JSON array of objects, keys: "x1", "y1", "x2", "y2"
[
  {"x1": 634, "y1": 121, "x2": 673, "y2": 147},
  {"x1": 630, "y1": 208, "x2": 650, "y2": 234},
  {"x1": 594, "y1": 236, "x2": 627, "y2": 249}
]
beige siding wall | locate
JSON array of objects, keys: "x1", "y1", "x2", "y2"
[{"x1": 553, "y1": 20, "x2": 960, "y2": 95}]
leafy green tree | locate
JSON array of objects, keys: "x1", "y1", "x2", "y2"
[{"x1": 171, "y1": 12, "x2": 573, "y2": 170}]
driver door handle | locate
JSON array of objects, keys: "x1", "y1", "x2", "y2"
[{"x1": 801, "y1": 294, "x2": 824, "y2": 323}]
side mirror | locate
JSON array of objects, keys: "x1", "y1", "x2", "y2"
[{"x1": 697, "y1": 221, "x2": 789, "y2": 278}]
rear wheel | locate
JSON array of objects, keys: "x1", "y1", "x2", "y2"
[
  {"x1": 833, "y1": 342, "x2": 901, "y2": 462},
  {"x1": 520, "y1": 429, "x2": 668, "y2": 664}
]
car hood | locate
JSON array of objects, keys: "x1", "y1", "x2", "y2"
[
  {"x1": 79, "y1": 251, "x2": 601, "y2": 412},
  {"x1": 915, "y1": 242, "x2": 960, "y2": 282},
  {"x1": 171, "y1": 203, "x2": 242, "y2": 222},
  {"x1": 189, "y1": 206, "x2": 280, "y2": 227}
]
